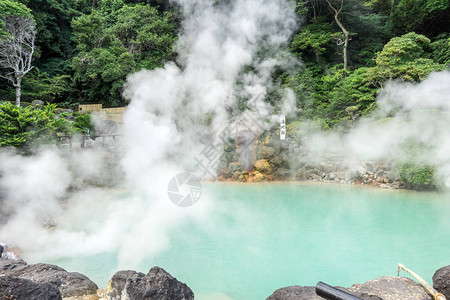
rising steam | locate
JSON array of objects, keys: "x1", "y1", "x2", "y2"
[
  {"x1": 304, "y1": 70, "x2": 450, "y2": 189},
  {"x1": 0, "y1": 0, "x2": 299, "y2": 268},
  {"x1": 0, "y1": 0, "x2": 449, "y2": 293}
]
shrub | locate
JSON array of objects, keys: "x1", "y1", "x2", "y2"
[
  {"x1": 399, "y1": 162, "x2": 436, "y2": 191},
  {"x1": 0, "y1": 101, "x2": 94, "y2": 151}
]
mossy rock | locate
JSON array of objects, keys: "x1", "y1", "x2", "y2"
[
  {"x1": 251, "y1": 171, "x2": 272, "y2": 182},
  {"x1": 253, "y1": 159, "x2": 273, "y2": 175},
  {"x1": 258, "y1": 145, "x2": 276, "y2": 159}
]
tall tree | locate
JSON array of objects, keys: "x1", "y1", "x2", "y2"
[
  {"x1": 325, "y1": 0, "x2": 350, "y2": 70},
  {"x1": 0, "y1": 16, "x2": 36, "y2": 106},
  {"x1": 71, "y1": 3, "x2": 179, "y2": 106}
]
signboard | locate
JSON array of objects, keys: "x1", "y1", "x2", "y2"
[{"x1": 280, "y1": 115, "x2": 286, "y2": 140}]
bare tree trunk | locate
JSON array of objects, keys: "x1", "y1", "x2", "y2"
[
  {"x1": 325, "y1": 0, "x2": 349, "y2": 70},
  {"x1": 390, "y1": 0, "x2": 395, "y2": 16},
  {"x1": 342, "y1": 29, "x2": 348, "y2": 70},
  {"x1": 14, "y1": 78, "x2": 22, "y2": 107},
  {"x1": 312, "y1": 0, "x2": 317, "y2": 22}
]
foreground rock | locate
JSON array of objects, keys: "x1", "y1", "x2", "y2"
[
  {"x1": 0, "y1": 259, "x2": 98, "y2": 297},
  {"x1": 266, "y1": 286, "x2": 320, "y2": 300},
  {"x1": 348, "y1": 276, "x2": 432, "y2": 300},
  {"x1": 266, "y1": 285, "x2": 382, "y2": 300},
  {"x1": 0, "y1": 275, "x2": 62, "y2": 300},
  {"x1": 433, "y1": 265, "x2": 450, "y2": 299},
  {"x1": 107, "y1": 266, "x2": 194, "y2": 300}
]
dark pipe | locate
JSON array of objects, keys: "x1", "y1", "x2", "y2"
[{"x1": 316, "y1": 282, "x2": 363, "y2": 300}]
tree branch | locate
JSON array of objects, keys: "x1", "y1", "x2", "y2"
[{"x1": 0, "y1": 16, "x2": 36, "y2": 106}]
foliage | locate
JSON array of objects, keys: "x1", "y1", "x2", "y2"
[
  {"x1": 431, "y1": 33, "x2": 450, "y2": 65},
  {"x1": 291, "y1": 21, "x2": 335, "y2": 63},
  {"x1": 17, "y1": 0, "x2": 84, "y2": 73},
  {"x1": 391, "y1": 0, "x2": 450, "y2": 37},
  {"x1": 399, "y1": 162, "x2": 436, "y2": 191},
  {"x1": 21, "y1": 69, "x2": 71, "y2": 102},
  {"x1": 364, "y1": 32, "x2": 446, "y2": 87},
  {"x1": 70, "y1": 3, "x2": 179, "y2": 106},
  {"x1": 0, "y1": 101, "x2": 59, "y2": 149},
  {"x1": 0, "y1": 0, "x2": 32, "y2": 38},
  {"x1": 283, "y1": 68, "x2": 316, "y2": 118},
  {"x1": 313, "y1": 67, "x2": 377, "y2": 127},
  {"x1": 0, "y1": 101, "x2": 93, "y2": 151},
  {"x1": 73, "y1": 112, "x2": 94, "y2": 133}
]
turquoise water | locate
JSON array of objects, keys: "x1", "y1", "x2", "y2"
[{"x1": 47, "y1": 183, "x2": 450, "y2": 300}]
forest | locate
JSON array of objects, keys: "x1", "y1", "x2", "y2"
[{"x1": 1, "y1": 0, "x2": 449, "y2": 127}]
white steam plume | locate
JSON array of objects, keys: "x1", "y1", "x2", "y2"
[
  {"x1": 304, "y1": 70, "x2": 450, "y2": 189},
  {"x1": 0, "y1": 0, "x2": 300, "y2": 269}
]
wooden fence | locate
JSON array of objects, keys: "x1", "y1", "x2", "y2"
[{"x1": 78, "y1": 104, "x2": 126, "y2": 123}]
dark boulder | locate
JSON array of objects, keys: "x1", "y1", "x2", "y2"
[
  {"x1": 0, "y1": 259, "x2": 27, "y2": 273},
  {"x1": 433, "y1": 265, "x2": 450, "y2": 299},
  {"x1": 266, "y1": 285, "x2": 383, "y2": 300},
  {"x1": 107, "y1": 266, "x2": 194, "y2": 300},
  {"x1": 348, "y1": 276, "x2": 432, "y2": 300},
  {"x1": 0, "y1": 260, "x2": 98, "y2": 297},
  {"x1": 0, "y1": 275, "x2": 62, "y2": 300},
  {"x1": 107, "y1": 270, "x2": 146, "y2": 300},
  {"x1": 266, "y1": 286, "x2": 321, "y2": 300}
]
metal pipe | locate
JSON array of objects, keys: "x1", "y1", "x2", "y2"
[{"x1": 316, "y1": 281, "x2": 363, "y2": 300}]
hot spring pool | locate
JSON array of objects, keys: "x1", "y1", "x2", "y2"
[{"x1": 41, "y1": 183, "x2": 450, "y2": 300}]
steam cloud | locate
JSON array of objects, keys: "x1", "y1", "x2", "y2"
[
  {"x1": 0, "y1": 0, "x2": 299, "y2": 269},
  {"x1": 304, "y1": 70, "x2": 450, "y2": 189},
  {"x1": 0, "y1": 0, "x2": 449, "y2": 294}
]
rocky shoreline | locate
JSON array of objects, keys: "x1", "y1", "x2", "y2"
[
  {"x1": 0, "y1": 258, "x2": 194, "y2": 300},
  {"x1": 1, "y1": 253, "x2": 450, "y2": 300},
  {"x1": 216, "y1": 132, "x2": 407, "y2": 190}
]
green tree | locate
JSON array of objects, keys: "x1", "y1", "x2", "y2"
[
  {"x1": 0, "y1": 0, "x2": 32, "y2": 37},
  {"x1": 21, "y1": 69, "x2": 71, "y2": 102},
  {"x1": 17, "y1": 0, "x2": 84, "y2": 74},
  {"x1": 291, "y1": 21, "x2": 334, "y2": 64},
  {"x1": 431, "y1": 33, "x2": 450, "y2": 65},
  {"x1": 364, "y1": 32, "x2": 446, "y2": 88},
  {"x1": 362, "y1": 0, "x2": 396, "y2": 15},
  {"x1": 326, "y1": 67, "x2": 377, "y2": 125},
  {"x1": 71, "y1": 3, "x2": 178, "y2": 106},
  {"x1": 325, "y1": 0, "x2": 350, "y2": 70},
  {"x1": 391, "y1": 0, "x2": 450, "y2": 37}
]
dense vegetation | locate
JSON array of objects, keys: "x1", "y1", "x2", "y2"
[
  {"x1": 0, "y1": 101, "x2": 93, "y2": 152},
  {"x1": 1, "y1": 0, "x2": 449, "y2": 189},
  {"x1": 1, "y1": 0, "x2": 447, "y2": 118}
]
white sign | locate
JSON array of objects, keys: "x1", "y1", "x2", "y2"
[{"x1": 280, "y1": 115, "x2": 286, "y2": 140}]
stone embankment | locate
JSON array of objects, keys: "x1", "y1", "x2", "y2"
[{"x1": 217, "y1": 133, "x2": 406, "y2": 189}]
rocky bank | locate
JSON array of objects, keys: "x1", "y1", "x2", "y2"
[
  {"x1": 2, "y1": 252, "x2": 450, "y2": 300},
  {"x1": 0, "y1": 257, "x2": 193, "y2": 300},
  {"x1": 217, "y1": 132, "x2": 406, "y2": 189}
]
